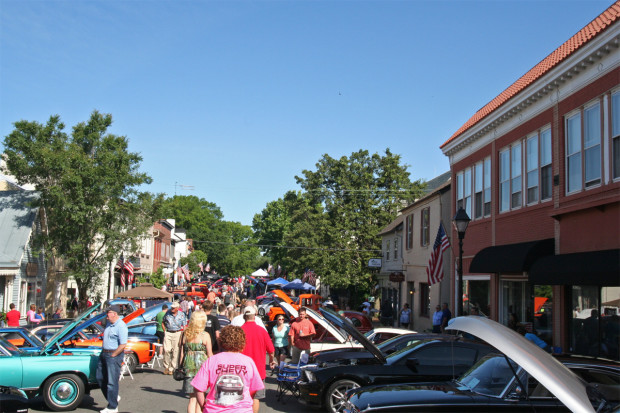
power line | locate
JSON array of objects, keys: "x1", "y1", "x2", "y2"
[{"x1": 192, "y1": 239, "x2": 381, "y2": 253}]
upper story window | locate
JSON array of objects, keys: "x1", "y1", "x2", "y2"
[
  {"x1": 500, "y1": 143, "x2": 523, "y2": 212},
  {"x1": 612, "y1": 91, "x2": 620, "y2": 180},
  {"x1": 406, "y1": 214, "x2": 414, "y2": 250},
  {"x1": 456, "y1": 168, "x2": 472, "y2": 218},
  {"x1": 526, "y1": 127, "x2": 552, "y2": 205},
  {"x1": 421, "y1": 208, "x2": 430, "y2": 246},
  {"x1": 566, "y1": 101, "x2": 602, "y2": 193},
  {"x1": 394, "y1": 237, "x2": 399, "y2": 260},
  {"x1": 386, "y1": 240, "x2": 390, "y2": 261},
  {"x1": 499, "y1": 149, "x2": 510, "y2": 212},
  {"x1": 473, "y1": 158, "x2": 491, "y2": 218},
  {"x1": 511, "y1": 143, "x2": 522, "y2": 208}
]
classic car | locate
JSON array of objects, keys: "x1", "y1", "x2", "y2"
[
  {"x1": 266, "y1": 290, "x2": 324, "y2": 323},
  {"x1": 299, "y1": 308, "x2": 493, "y2": 413},
  {"x1": 0, "y1": 385, "x2": 29, "y2": 413},
  {"x1": 0, "y1": 327, "x2": 45, "y2": 351},
  {"x1": 343, "y1": 316, "x2": 620, "y2": 413},
  {"x1": 364, "y1": 327, "x2": 414, "y2": 345},
  {"x1": 123, "y1": 302, "x2": 168, "y2": 336},
  {"x1": 0, "y1": 305, "x2": 102, "y2": 411}
]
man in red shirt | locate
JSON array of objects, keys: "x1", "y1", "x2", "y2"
[
  {"x1": 241, "y1": 306, "x2": 276, "y2": 413},
  {"x1": 289, "y1": 307, "x2": 316, "y2": 363},
  {"x1": 6, "y1": 303, "x2": 20, "y2": 327}
]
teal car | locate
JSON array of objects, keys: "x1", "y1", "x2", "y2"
[{"x1": 0, "y1": 305, "x2": 102, "y2": 411}]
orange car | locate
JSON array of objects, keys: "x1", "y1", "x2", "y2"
[{"x1": 266, "y1": 290, "x2": 326, "y2": 322}]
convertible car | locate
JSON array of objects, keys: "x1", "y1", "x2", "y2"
[
  {"x1": 343, "y1": 316, "x2": 620, "y2": 413},
  {"x1": 0, "y1": 305, "x2": 102, "y2": 411},
  {"x1": 299, "y1": 308, "x2": 493, "y2": 413}
]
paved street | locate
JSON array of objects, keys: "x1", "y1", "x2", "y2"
[{"x1": 29, "y1": 361, "x2": 318, "y2": 413}]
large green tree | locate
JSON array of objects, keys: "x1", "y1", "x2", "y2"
[
  {"x1": 288, "y1": 149, "x2": 424, "y2": 291},
  {"x1": 2, "y1": 111, "x2": 161, "y2": 298}
]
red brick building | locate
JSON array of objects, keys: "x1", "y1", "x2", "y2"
[{"x1": 441, "y1": 3, "x2": 620, "y2": 360}]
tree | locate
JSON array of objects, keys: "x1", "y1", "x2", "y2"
[
  {"x1": 2, "y1": 111, "x2": 161, "y2": 299},
  {"x1": 136, "y1": 267, "x2": 167, "y2": 289},
  {"x1": 291, "y1": 149, "x2": 425, "y2": 291},
  {"x1": 160, "y1": 195, "x2": 261, "y2": 276}
]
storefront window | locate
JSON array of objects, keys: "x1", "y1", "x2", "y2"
[
  {"x1": 533, "y1": 285, "x2": 553, "y2": 344},
  {"x1": 465, "y1": 278, "x2": 490, "y2": 317},
  {"x1": 500, "y1": 280, "x2": 526, "y2": 327}
]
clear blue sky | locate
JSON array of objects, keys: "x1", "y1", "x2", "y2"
[{"x1": 0, "y1": 0, "x2": 612, "y2": 226}]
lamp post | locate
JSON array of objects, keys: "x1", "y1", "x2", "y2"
[{"x1": 453, "y1": 207, "x2": 470, "y2": 316}]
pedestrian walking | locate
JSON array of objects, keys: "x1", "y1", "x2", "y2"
[
  {"x1": 399, "y1": 303, "x2": 411, "y2": 329},
  {"x1": 432, "y1": 305, "x2": 443, "y2": 333},
  {"x1": 272, "y1": 315, "x2": 290, "y2": 363},
  {"x1": 240, "y1": 306, "x2": 276, "y2": 413},
  {"x1": 162, "y1": 301, "x2": 187, "y2": 375},
  {"x1": 217, "y1": 303, "x2": 231, "y2": 327},
  {"x1": 441, "y1": 302, "x2": 452, "y2": 333},
  {"x1": 192, "y1": 326, "x2": 264, "y2": 413},
  {"x1": 96, "y1": 305, "x2": 128, "y2": 413},
  {"x1": 35, "y1": 307, "x2": 45, "y2": 321},
  {"x1": 231, "y1": 299, "x2": 267, "y2": 329},
  {"x1": 52, "y1": 307, "x2": 63, "y2": 319},
  {"x1": 155, "y1": 304, "x2": 168, "y2": 349},
  {"x1": 26, "y1": 304, "x2": 40, "y2": 324},
  {"x1": 179, "y1": 311, "x2": 212, "y2": 413},
  {"x1": 289, "y1": 307, "x2": 315, "y2": 363},
  {"x1": 6, "y1": 303, "x2": 20, "y2": 327},
  {"x1": 201, "y1": 300, "x2": 221, "y2": 353}
]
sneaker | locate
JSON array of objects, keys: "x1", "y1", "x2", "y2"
[
  {"x1": 117, "y1": 395, "x2": 121, "y2": 402},
  {"x1": 100, "y1": 408, "x2": 118, "y2": 413}
]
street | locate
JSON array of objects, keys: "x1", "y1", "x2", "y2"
[{"x1": 28, "y1": 361, "x2": 319, "y2": 413}]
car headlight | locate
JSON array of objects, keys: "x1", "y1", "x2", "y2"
[{"x1": 303, "y1": 368, "x2": 317, "y2": 383}]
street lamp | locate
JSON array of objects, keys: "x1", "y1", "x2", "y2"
[{"x1": 453, "y1": 207, "x2": 470, "y2": 316}]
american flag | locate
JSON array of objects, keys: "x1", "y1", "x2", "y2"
[
  {"x1": 177, "y1": 265, "x2": 183, "y2": 282},
  {"x1": 205, "y1": 263, "x2": 210, "y2": 273},
  {"x1": 116, "y1": 258, "x2": 126, "y2": 288},
  {"x1": 198, "y1": 262, "x2": 204, "y2": 273},
  {"x1": 426, "y1": 223, "x2": 450, "y2": 285},
  {"x1": 182, "y1": 264, "x2": 190, "y2": 281},
  {"x1": 124, "y1": 260, "x2": 134, "y2": 286}
]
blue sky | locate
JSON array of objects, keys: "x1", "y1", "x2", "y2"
[{"x1": 0, "y1": 0, "x2": 612, "y2": 226}]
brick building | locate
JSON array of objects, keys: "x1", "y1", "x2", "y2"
[{"x1": 440, "y1": 3, "x2": 620, "y2": 360}]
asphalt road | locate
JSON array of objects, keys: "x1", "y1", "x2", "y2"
[{"x1": 28, "y1": 361, "x2": 319, "y2": 413}]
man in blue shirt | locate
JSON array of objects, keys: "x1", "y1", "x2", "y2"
[
  {"x1": 162, "y1": 301, "x2": 187, "y2": 375},
  {"x1": 96, "y1": 305, "x2": 128, "y2": 413}
]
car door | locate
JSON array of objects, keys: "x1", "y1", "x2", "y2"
[
  {"x1": 401, "y1": 344, "x2": 479, "y2": 382},
  {"x1": 0, "y1": 343, "x2": 24, "y2": 387}
]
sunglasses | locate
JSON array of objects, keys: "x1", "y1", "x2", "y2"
[{"x1": 277, "y1": 318, "x2": 284, "y2": 321}]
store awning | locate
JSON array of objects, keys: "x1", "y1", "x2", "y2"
[
  {"x1": 469, "y1": 239, "x2": 554, "y2": 274},
  {"x1": 529, "y1": 249, "x2": 620, "y2": 286}
]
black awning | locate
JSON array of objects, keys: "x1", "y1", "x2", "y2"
[
  {"x1": 469, "y1": 239, "x2": 554, "y2": 274},
  {"x1": 529, "y1": 249, "x2": 620, "y2": 286}
]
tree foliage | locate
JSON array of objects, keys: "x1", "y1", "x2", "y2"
[
  {"x1": 160, "y1": 195, "x2": 261, "y2": 276},
  {"x1": 2, "y1": 111, "x2": 161, "y2": 298},
  {"x1": 254, "y1": 149, "x2": 425, "y2": 293}
]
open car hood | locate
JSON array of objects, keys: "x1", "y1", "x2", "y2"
[
  {"x1": 40, "y1": 303, "x2": 101, "y2": 354},
  {"x1": 279, "y1": 302, "x2": 353, "y2": 347},
  {"x1": 447, "y1": 316, "x2": 593, "y2": 413},
  {"x1": 272, "y1": 289, "x2": 293, "y2": 305},
  {"x1": 318, "y1": 307, "x2": 386, "y2": 363}
]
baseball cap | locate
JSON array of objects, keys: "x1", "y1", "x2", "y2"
[
  {"x1": 106, "y1": 305, "x2": 122, "y2": 314},
  {"x1": 170, "y1": 301, "x2": 180, "y2": 308},
  {"x1": 243, "y1": 306, "x2": 256, "y2": 315}
]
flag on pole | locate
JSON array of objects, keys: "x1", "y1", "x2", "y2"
[
  {"x1": 124, "y1": 260, "x2": 134, "y2": 286},
  {"x1": 182, "y1": 264, "x2": 190, "y2": 281},
  {"x1": 205, "y1": 263, "x2": 210, "y2": 273},
  {"x1": 117, "y1": 258, "x2": 126, "y2": 288},
  {"x1": 198, "y1": 262, "x2": 204, "y2": 273},
  {"x1": 426, "y1": 223, "x2": 450, "y2": 285}
]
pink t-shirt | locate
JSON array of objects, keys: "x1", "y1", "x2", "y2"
[
  {"x1": 26, "y1": 310, "x2": 40, "y2": 324},
  {"x1": 191, "y1": 352, "x2": 264, "y2": 413}
]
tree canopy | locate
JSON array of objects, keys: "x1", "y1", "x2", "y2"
[
  {"x1": 2, "y1": 111, "x2": 161, "y2": 298},
  {"x1": 254, "y1": 149, "x2": 425, "y2": 292}
]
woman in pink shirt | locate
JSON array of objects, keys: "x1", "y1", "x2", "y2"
[
  {"x1": 191, "y1": 326, "x2": 263, "y2": 413},
  {"x1": 26, "y1": 304, "x2": 41, "y2": 324}
]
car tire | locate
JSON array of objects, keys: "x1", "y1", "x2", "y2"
[
  {"x1": 325, "y1": 379, "x2": 360, "y2": 413},
  {"x1": 125, "y1": 352, "x2": 139, "y2": 373},
  {"x1": 42, "y1": 373, "x2": 85, "y2": 411}
]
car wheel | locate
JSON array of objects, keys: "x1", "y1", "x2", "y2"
[
  {"x1": 125, "y1": 352, "x2": 139, "y2": 373},
  {"x1": 42, "y1": 373, "x2": 85, "y2": 411},
  {"x1": 326, "y1": 379, "x2": 360, "y2": 413}
]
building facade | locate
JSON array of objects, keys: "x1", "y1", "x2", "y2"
[{"x1": 441, "y1": 4, "x2": 620, "y2": 360}]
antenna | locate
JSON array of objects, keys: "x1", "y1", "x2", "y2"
[{"x1": 174, "y1": 181, "x2": 195, "y2": 196}]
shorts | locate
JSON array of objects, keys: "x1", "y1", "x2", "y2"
[
  {"x1": 274, "y1": 346, "x2": 289, "y2": 358},
  {"x1": 253, "y1": 382, "x2": 266, "y2": 399},
  {"x1": 156, "y1": 331, "x2": 165, "y2": 344}
]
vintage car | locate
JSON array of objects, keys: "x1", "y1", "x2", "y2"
[
  {"x1": 266, "y1": 289, "x2": 324, "y2": 323},
  {"x1": 342, "y1": 316, "x2": 620, "y2": 413},
  {"x1": 0, "y1": 327, "x2": 45, "y2": 351},
  {"x1": 364, "y1": 327, "x2": 414, "y2": 345},
  {"x1": 299, "y1": 308, "x2": 493, "y2": 413},
  {"x1": 123, "y1": 302, "x2": 168, "y2": 336},
  {"x1": 0, "y1": 305, "x2": 102, "y2": 411}
]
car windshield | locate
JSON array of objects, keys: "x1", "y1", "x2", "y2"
[
  {"x1": 0, "y1": 336, "x2": 24, "y2": 356},
  {"x1": 456, "y1": 354, "x2": 519, "y2": 397},
  {"x1": 0, "y1": 329, "x2": 45, "y2": 346},
  {"x1": 384, "y1": 339, "x2": 425, "y2": 361}
]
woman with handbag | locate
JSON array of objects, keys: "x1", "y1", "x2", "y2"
[{"x1": 178, "y1": 311, "x2": 212, "y2": 413}]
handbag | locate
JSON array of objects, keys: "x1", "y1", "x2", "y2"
[{"x1": 172, "y1": 332, "x2": 186, "y2": 381}]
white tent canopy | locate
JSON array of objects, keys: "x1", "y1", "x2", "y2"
[{"x1": 251, "y1": 268, "x2": 269, "y2": 277}]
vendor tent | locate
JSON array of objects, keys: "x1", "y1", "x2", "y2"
[
  {"x1": 114, "y1": 283, "x2": 173, "y2": 300},
  {"x1": 267, "y1": 277, "x2": 288, "y2": 286},
  {"x1": 251, "y1": 268, "x2": 269, "y2": 277},
  {"x1": 282, "y1": 279, "x2": 316, "y2": 291}
]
